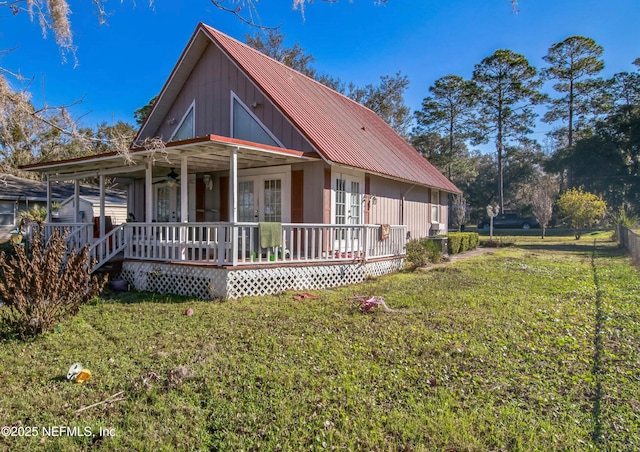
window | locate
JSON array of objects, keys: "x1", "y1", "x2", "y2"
[
  {"x1": 171, "y1": 102, "x2": 194, "y2": 141},
  {"x1": 237, "y1": 166, "x2": 291, "y2": 223},
  {"x1": 431, "y1": 190, "x2": 440, "y2": 223},
  {"x1": 157, "y1": 186, "x2": 171, "y2": 222},
  {"x1": 334, "y1": 176, "x2": 363, "y2": 241},
  {"x1": 350, "y1": 181, "x2": 361, "y2": 226},
  {"x1": 335, "y1": 178, "x2": 347, "y2": 226},
  {"x1": 155, "y1": 185, "x2": 181, "y2": 222},
  {"x1": 232, "y1": 98, "x2": 279, "y2": 147},
  {"x1": 238, "y1": 181, "x2": 255, "y2": 222},
  {"x1": 263, "y1": 179, "x2": 282, "y2": 222}
]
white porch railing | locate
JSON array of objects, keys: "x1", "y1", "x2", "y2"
[
  {"x1": 44, "y1": 223, "x2": 93, "y2": 251},
  {"x1": 125, "y1": 222, "x2": 407, "y2": 267},
  {"x1": 89, "y1": 223, "x2": 127, "y2": 270},
  {"x1": 43, "y1": 222, "x2": 127, "y2": 270}
]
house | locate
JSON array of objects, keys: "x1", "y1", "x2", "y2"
[
  {"x1": 56, "y1": 194, "x2": 128, "y2": 225},
  {"x1": 22, "y1": 23, "x2": 460, "y2": 299},
  {"x1": 0, "y1": 173, "x2": 125, "y2": 238}
]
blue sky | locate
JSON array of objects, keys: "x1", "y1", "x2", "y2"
[{"x1": 1, "y1": 0, "x2": 639, "y2": 140}]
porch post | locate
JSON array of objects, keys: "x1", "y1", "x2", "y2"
[
  {"x1": 46, "y1": 174, "x2": 52, "y2": 223},
  {"x1": 180, "y1": 155, "x2": 188, "y2": 222},
  {"x1": 145, "y1": 160, "x2": 153, "y2": 222},
  {"x1": 99, "y1": 175, "x2": 106, "y2": 238},
  {"x1": 229, "y1": 148, "x2": 238, "y2": 223},
  {"x1": 230, "y1": 147, "x2": 238, "y2": 266},
  {"x1": 180, "y1": 155, "x2": 188, "y2": 260},
  {"x1": 73, "y1": 179, "x2": 80, "y2": 223}
]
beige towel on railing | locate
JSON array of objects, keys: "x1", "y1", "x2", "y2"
[
  {"x1": 380, "y1": 224, "x2": 390, "y2": 241},
  {"x1": 259, "y1": 222, "x2": 283, "y2": 248}
]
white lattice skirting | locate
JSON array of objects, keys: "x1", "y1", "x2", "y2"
[{"x1": 120, "y1": 258, "x2": 404, "y2": 300}]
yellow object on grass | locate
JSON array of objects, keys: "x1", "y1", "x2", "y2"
[
  {"x1": 67, "y1": 363, "x2": 92, "y2": 383},
  {"x1": 75, "y1": 369, "x2": 92, "y2": 383}
]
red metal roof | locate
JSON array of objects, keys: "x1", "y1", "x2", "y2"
[{"x1": 200, "y1": 24, "x2": 460, "y2": 194}]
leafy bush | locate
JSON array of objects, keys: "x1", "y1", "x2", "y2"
[
  {"x1": 423, "y1": 238, "x2": 444, "y2": 263},
  {"x1": 447, "y1": 232, "x2": 479, "y2": 255},
  {"x1": 406, "y1": 239, "x2": 428, "y2": 268},
  {"x1": 17, "y1": 202, "x2": 61, "y2": 223},
  {"x1": 0, "y1": 228, "x2": 106, "y2": 339},
  {"x1": 460, "y1": 234, "x2": 470, "y2": 253},
  {"x1": 556, "y1": 187, "x2": 606, "y2": 239},
  {"x1": 616, "y1": 208, "x2": 638, "y2": 228},
  {"x1": 448, "y1": 234, "x2": 461, "y2": 254},
  {"x1": 468, "y1": 233, "x2": 479, "y2": 249},
  {"x1": 405, "y1": 238, "x2": 444, "y2": 268}
]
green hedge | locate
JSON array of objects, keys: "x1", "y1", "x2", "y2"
[
  {"x1": 405, "y1": 238, "x2": 444, "y2": 268},
  {"x1": 446, "y1": 232, "x2": 479, "y2": 255}
]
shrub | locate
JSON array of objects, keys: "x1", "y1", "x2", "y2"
[
  {"x1": 556, "y1": 187, "x2": 606, "y2": 239},
  {"x1": 405, "y1": 238, "x2": 444, "y2": 268},
  {"x1": 616, "y1": 208, "x2": 638, "y2": 228},
  {"x1": 460, "y1": 234, "x2": 470, "y2": 253},
  {"x1": 469, "y1": 233, "x2": 479, "y2": 249},
  {"x1": 421, "y1": 238, "x2": 444, "y2": 263},
  {"x1": 0, "y1": 228, "x2": 107, "y2": 339},
  {"x1": 406, "y1": 239, "x2": 429, "y2": 268},
  {"x1": 447, "y1": 232, "x2": 479, "y2": 255},
  {"x1": 448, "y1": 234, "x2": 461, "y2": 254}
]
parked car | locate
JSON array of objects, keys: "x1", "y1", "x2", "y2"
[{"x1": 477, "y1": 213, "x2": 539, "y2": 230}]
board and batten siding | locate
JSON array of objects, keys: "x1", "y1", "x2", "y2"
[
  {"x1": 291, "y1": 160, "x2": 325, "y2": 224},
  {"x1": 368, "y1": 175, "x2": 446, "y2": 240},
  {"x1": 149, "y1": 42, "x2": 316, "y2": 154}
]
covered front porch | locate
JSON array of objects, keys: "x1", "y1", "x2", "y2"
[
  {"x1": 25, "y1": 135, "x2": 410, "y2": 298},
  {"x1": 43, "y1": 220, "x2": 407, "y2": 299}
]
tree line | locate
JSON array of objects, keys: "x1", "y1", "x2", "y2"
[
  {"x1": 242, "y1": 32, "x2": 639, "y2": 223},
  {"x1": 413, "y1": 36, "x2": 639, "y2": 223}
]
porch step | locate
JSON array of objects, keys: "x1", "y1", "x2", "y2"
[{"x1": 95, "y1": 251, "x2": 125, "y2": 279}]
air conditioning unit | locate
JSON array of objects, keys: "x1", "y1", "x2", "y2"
[{"x1": 431, "y1": 222, "x2": 446, "y2": 235}]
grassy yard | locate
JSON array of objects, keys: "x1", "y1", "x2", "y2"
[{"x1": 1, "y1": 231, "x2": 639, "y2": 450}]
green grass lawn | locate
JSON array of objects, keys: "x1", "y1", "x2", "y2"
[{"x1": 1, "y1": 231, "x2": 639, "y2": 450}]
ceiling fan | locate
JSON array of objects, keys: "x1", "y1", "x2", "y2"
[{"x1": 153, "y1": 168, "x2": 180, "y2": 187}]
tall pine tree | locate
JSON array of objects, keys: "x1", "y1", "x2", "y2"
[
  {"x1": 472, "y1": 49, "x2": 543, "y2": 212},
  {"x1": 413, "y1": 75, "x2": 479, "y2": 179}
]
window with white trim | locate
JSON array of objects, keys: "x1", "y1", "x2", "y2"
[
  {"x1": 263, "y1": 179, "x2": 282, "y2": 222},
  {"x1": 350, "y1": 181, "x2": 361, "y2": 226},
  {"x1": 171, "y1": 102, "x2": 195, "y2": 141},
  {"x1": 232, "y1": 98, "x2": 279, "y2": 147},
  {"x1": 431, "y1": 190, "x2": 440, "y2": 223},
  {"x1": 333, "y1": 173, "x2": 364, "y2": 241},
  {"x1": 238, "y1": 181, "x2": 255, "y2": 222}
]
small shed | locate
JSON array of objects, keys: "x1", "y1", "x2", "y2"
[{"x1": 56, "y1": 195, "x2": 128, "y2": 225}]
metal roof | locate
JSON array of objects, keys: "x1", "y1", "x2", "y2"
[
  {"x1": 21, "y1": 135, "x2": 319, "y2": 178},
  {"x1": 0, "y1": 173, "x2": 126, "y2": 202},
  {"x1": 200, "y1": 24, "x2": 460, "y2": 194},
  {"x1": 23, "y1": 24, "x2": 459, "y2": 194}
]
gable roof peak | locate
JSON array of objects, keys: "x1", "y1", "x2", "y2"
[
  {"x1": 198, "y1": 23, "x2": 370, "y2": 112},
  {"x1": 142, "y1": 23, "x2": 460, "y2": 193}
]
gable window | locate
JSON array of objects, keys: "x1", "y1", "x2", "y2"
[
  {"x1": 431, "y1": 190, "x2": 440, "y2": 223},
  {"x1": 171, "y1": 101, "x2": 195, "y2": 141},
  {"x1": 232, "y1": 95, "x2": 280, "y2": 147}
]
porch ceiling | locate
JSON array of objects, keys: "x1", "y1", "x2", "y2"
[{"x1": 22, "y1": 135, "x2": 321, "y2": 180}]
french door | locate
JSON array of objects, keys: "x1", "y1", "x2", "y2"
[
  {"x1": 237, "y1": 177, "x2": 286, "y2": 222},
  {"x1": 155, "y1": 185, "x2": 181, "y2": 222},
  {"x1": 333, "y1": 174, "x2": 363, "y2": 252},
  {"x1": 154, "y1": 175, "x2": 196, "y2": 222}
]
